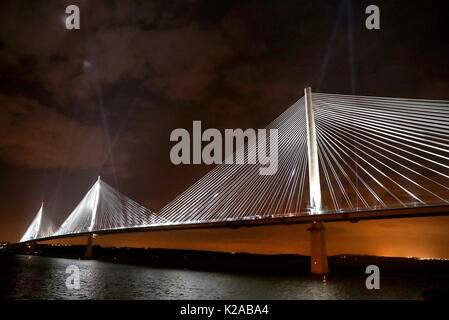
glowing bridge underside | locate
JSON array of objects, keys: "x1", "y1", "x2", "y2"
[{"x1": 20, "y1": 93, "x2": 449, "y2": 243}]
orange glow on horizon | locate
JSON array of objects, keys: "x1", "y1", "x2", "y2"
[{"x1": 40, "y1": 216, "x2": 449, "y2": 260}]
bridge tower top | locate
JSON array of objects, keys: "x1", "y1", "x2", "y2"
[{"x1": 88, "y1": 177, "x2": 101, "y2": 232}]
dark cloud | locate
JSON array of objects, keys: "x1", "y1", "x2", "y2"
[{"x1": 0, "y1": 94, "x2": 107, "y2": 168}]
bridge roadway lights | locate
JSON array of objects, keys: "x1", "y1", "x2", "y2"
[
  {"x1": 84, "y1": 233, "x2": 95, "y2": 259},
  {"x1": 308, "y1": 221, "x2": 329, "y2": 275}
]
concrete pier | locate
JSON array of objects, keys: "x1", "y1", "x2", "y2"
[
  {"x1": 309, "y1": 221, "x2": 329, "y2": 275},
  {"x1": 84, "y1": 233, "x2": 94, "y2": 259}
]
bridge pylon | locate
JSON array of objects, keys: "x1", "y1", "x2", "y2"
[
  {"x1": 305, "y1": 86, "x2": 329, "y2": 275},
  {"x1": 84, "y1": 233, "x2": 95, "y2": 259},
  {"x1": 308, "y1": 221, "x2": 329, "y2": 275}
]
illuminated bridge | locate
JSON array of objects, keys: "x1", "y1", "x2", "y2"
[{"x1": 17, "y1": 89, "x2": 449, "y2": 274}]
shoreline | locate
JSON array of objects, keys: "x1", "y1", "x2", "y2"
[{"x1": 3, "y1": 244, "x2": 449, "y2": 276}]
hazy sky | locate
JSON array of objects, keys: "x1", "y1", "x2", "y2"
[{"x1": 1, "y1": 0, "x2": 448, "y2": 258}]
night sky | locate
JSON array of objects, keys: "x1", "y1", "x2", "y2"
[{"x1": 1, "y1": 0, "x2": 448, "y2": 258}]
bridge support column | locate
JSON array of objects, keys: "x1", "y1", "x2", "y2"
[
  {"x1": 84, "y1": 233, "x2": 94, "y2": 259},
  {"x1": 305, "y1": 87, "x2": 328, "y2": 275},
  {"x1": 309, "y1": 221, "x2": 329, "y2": 275}
]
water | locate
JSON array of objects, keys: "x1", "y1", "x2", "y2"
[{"x1": 0, "y1": 254, "x2": 445, "y2": 299}]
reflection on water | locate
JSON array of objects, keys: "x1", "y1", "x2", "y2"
[{"x1": 0, "y1": 254, "x2": 443, "y2": 299}]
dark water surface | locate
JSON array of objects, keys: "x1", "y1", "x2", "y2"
[{"x1": 1, "y1": 254, "x2": 447, "y2": 299}]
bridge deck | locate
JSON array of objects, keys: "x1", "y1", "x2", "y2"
[{"x1": 24, "y1": 204, "x2": 449, "y2": 243}]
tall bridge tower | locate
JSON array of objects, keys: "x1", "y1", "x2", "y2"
[{"x1": 305, "y1": 86, "x2": 329, "y2": 275}]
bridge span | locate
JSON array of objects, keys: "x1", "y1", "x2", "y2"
[{"x1": 15, "y1": 89, "x2": 449, "y2": 274}]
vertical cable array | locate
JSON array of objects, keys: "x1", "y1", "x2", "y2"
[
  {"x1": 20, "y1": 203, "x2": 54, "y2": 242},
  {"x1": 157, "y1": 97, "x2": 310, "y2": 224},
  {"x1": 54, "y1": 178, "x2": 159, "y2": 236},
  {"x1": 313, "y1": 93, "x2": 449, "y2": 212},
  {"x1": 158, "y1": 93, "x2": 449, "y2": 223}
]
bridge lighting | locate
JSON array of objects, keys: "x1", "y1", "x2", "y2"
[
  {"x1": 19, "y1": 202, "x2": 44, "y2": 242},
  {"x1": 305, "y1": 87, "x2": 322, "y2": 214},
  {"x1": 83, "y1": 60, "x2": 91, "y2": 68},
  {"x1": 18, "y1": 92, "x2": 449, "y2": 243}
]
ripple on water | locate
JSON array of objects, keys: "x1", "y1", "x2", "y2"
[{"x1": 0, "y1": 254, "x2": 446, "y2": 299}]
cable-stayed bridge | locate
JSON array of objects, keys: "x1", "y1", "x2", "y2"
[{"x1": 17, "y1": 89, "x2": 449, "y2": 274}]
